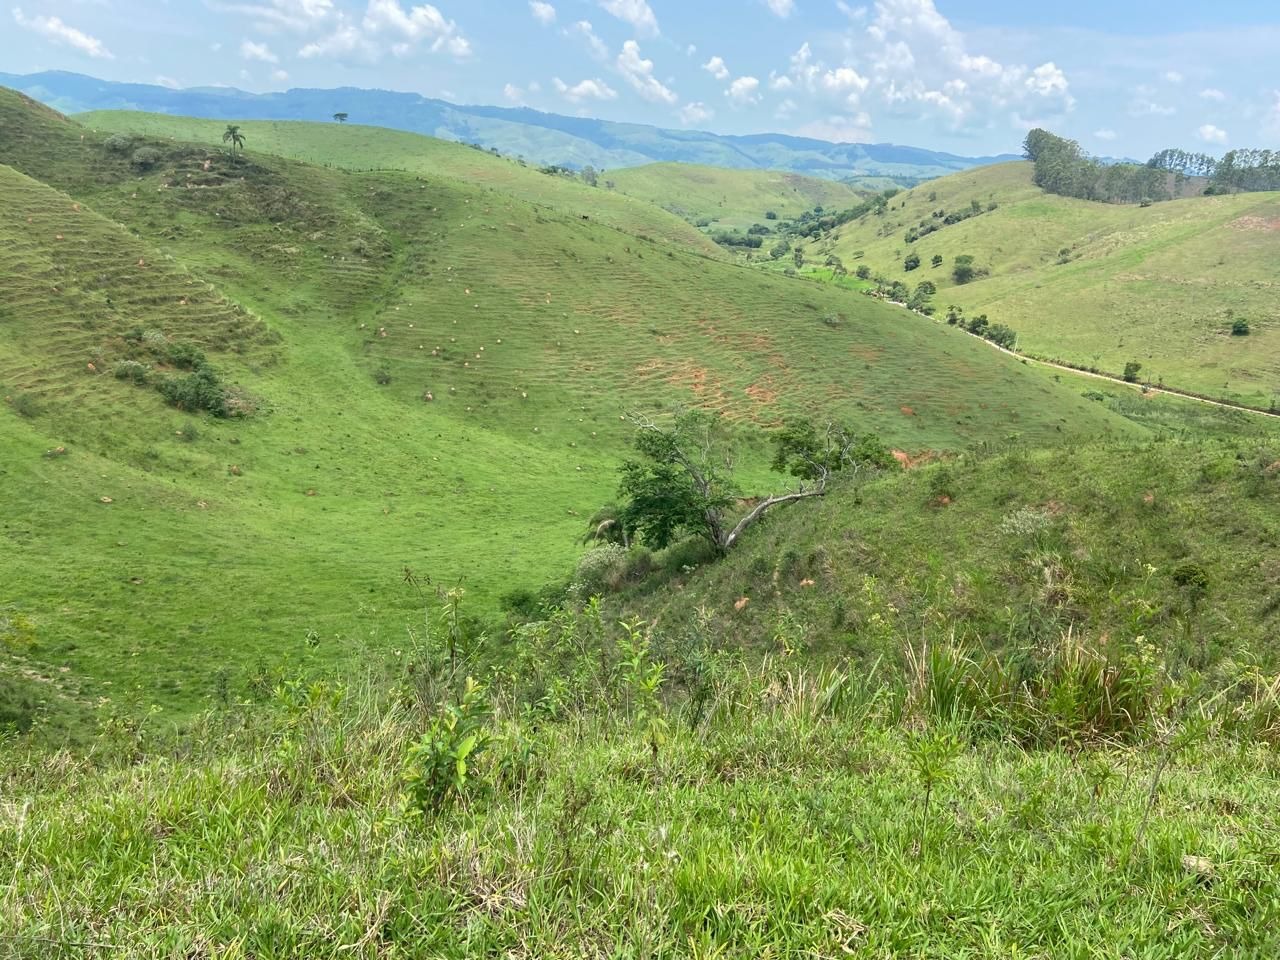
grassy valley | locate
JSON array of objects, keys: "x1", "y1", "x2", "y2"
[
  {"x1": 0, "y1": 89, "x2": 1141, "y2": 739},
  {"x1": 608, "y1": 163, "x2": 862, "y2": 232}
]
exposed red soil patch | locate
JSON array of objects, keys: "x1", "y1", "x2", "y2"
[
  {"x1": 746, "y1": 379, "x2": 779, "y2": 405},
  {"x1": 900, "y1": 406, "x2": 916, "y2": 417},
  {"x1": 893, "y1": 449, "x2": 939, "y2": 470}
]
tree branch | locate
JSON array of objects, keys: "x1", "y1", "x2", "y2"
[{"x1": 721, "y1": 485, "x2": 827, "y2": 551}]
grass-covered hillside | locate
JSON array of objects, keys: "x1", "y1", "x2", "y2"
[
  {"x1": 615, "y1": 440, "x2": 1280, "y2": 681},
  {"x1": 608, "y1": 163, "x2": 862, "y2": 231},
  {"x1": 4, "y1": 439, "x2": 1280, "y2": 957},
  {"x1": 0, "y1": 87, "x2": 1144, "y2": 739},
  {"x1": 76, "y1": 111, "x2": 725, "y2": 258},
  {"x1": 819, "y1": 162, "x2": 1280, "y2": 408}
]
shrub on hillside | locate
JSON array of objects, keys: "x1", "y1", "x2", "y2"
[
  {"x1": 9, "y1": 393, "x2": 40, "y2": 419},
  {"x1": 104, "y1": 134, "x2": 133, "y2": 154},
  {"x1": 568, "y1": 544, "x2": 629, "y2": 603},
  {"x1": 166, "y1": 343, "x2": 208, "y2": 371},
  {"x1": 159, "y1": 368, "x2": 229, "y2": 417},
  {"x1": 1232, "y1": 318, "x2": 1251, "y2": 336},
  {"x1": 113, "y1": 360, "x2": 150, "y2": 384},
  {"x1": 130, "y1": 147, "x2": 163, "y2": 170}
]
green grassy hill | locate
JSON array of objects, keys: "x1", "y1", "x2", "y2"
[
  {"x1": 819, "y1": 162, "x2": 1280, "y2": 408},
  {"x1": 5, "y1": 439, "x2": 1280, "y2": 957},
  {"x1": 612, "y1": 439, "x2": 1280, "y2": 678},
  {"x1": 608, "y1": 163, "x2": 862, "y2": 231},
  {"x1": 7, "y1": 88, "x2": 1280, "y2": 958},
  {"x1": 0, "y1": 88, "x2": 1146, "y2": 737},
  {"x1": 76, "y1": 111, "x2": 725, "y2": 258}
]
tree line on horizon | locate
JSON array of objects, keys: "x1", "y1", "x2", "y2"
[{"x1": 1023, "y1": 129, "x2": 1280, "y2": 204}]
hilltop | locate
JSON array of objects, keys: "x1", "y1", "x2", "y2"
[
  {"x1": 815, "y1": 162, "x2": 1280, "y2": 408},
  {"x1": 6, "y1": 70, "x2": 1017, "y2": 182},
  {"x1": 0, "y1": 87, "x2": 1140, "y2": 737}
]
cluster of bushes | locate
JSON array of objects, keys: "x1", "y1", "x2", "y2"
[
  {"x1": 787, "y1": 190, "x2": 898, "y2": 240},
  {"x1": 904, "y1": 199, "x2": 995, "y2": 244},
  {"x1": 946, "y1": 307, "x2": 1016, "y2": 348},
  {"x1": 115, "y1": 329, "x2": 236, "y2": 417},
  {"x1": 711, "y1": 232, "x2": 763, "y2": 249}
]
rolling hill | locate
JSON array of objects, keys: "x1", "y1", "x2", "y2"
[
  {"x1": 5, "y1": 70, "x2": 1018, "y2": 181},
  {"x1": 73, "y1": 111, "x2": 725, "y2": 258},
  {"x1": 817, "y1": 162, "x2": 1280, "y2": 408},
  {"x1": 0, "y1": 87, "x2": 1142, "y2": 737},
  {"x1": 607, "y1": 163, "x2": 863, "y2": 231}
]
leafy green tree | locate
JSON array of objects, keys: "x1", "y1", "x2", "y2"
[
  {"x1": 222, "y1": 124, "x2": 246, "y2": 162},
  {"x1": 615, "y1": 412, "x2": 894, "y2": 554},
  {"x1": 953, "y1": 255, "x2": 977, "y2": 284},
  {"x1": 855, "y1": 264, "x2": 872, "y2": 280},
  {"x1": 333, "y1": 113, "x2": 349, "y2": 123},
  {"x1": 931, "y1": 254, "x2": 944, "y2": 268},
  {"x1": 581, "y1": 165, "x2": 599, "y2": 187},
  {"x1": 904, "y1": 252, "x2": 921, "y2": 272},
  {"x1": 1123, "y1": 361, "x2": 1143, "y2": 383},
  {"x1": 1231, "y1": 318, "x2": 1251, "y2": 336}
]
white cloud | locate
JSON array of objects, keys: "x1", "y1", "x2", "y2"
[
  {"x1": 553, "y1": 77, "x2": 618, "y2": 103},
  {"x1": 569, "y1": 20, "x2": 608, "y2": 60},
  {"x1": 1197, "y1": 123, "x2": 1228, "y2": 144},
  {"x1": 529, "y1": 1, "x2": 555, "y2": 25},
  {"x1": 1130, "y1": 97, "x2": 1176, "y2": 117},
  {"x1": 503, "y1": 83, "x2": 526, "y2": 104},
  {"x1": 1164, "y1": 70, "x2": 1183, "y2": 84},
  {"x1": 794, "y1": 114, "x2": 872, "y2": 143},
  {"x1": 703, "y1": 56, "x2": 730, "y2": 81},
  {"x1": 215, "y1": 0, "x2": 336, "y2": 33},
  {"x1": 679, "y1": 101, "x2": 713, "y2": 125},
  {"x1": 726, "y1": 76, "x2": 761, "y2": 105},
  {"x1": 272, "y1": 69, "x2": 290, "y2": 82},
  {"x1": 598, "y1": 0, "x2": 657, "y2": 37},
  {"x1": 12, "y1": 7, "x2": 113, "y2": 59},
  {"x1": 362, "y1": 0, "x2": 471, "y2": 58},
  {"x1": 299, "y1": 22, "x2": 374, "y2": 59},
  {"x1": 1094, "y1": 128, "x2": 1117, "y2": 141},
  {"x1": 155, "y1": 75, "x2": 181, "y2": 89},
  {"x1": 1026, "y1": 63, "x2": 1068, "y2": 98},
  {"x1": 616, "y1": 40, "x2": 677, "y2": 104},
  {"x1": 1199, "y1": 88, "x2": 1227, "y2": 102},
  {"x1": 821, "y1": 66, "x2": 869, "y2": 100},
  {"x1": 765, "y1": 0, "x2": 795, "y2": 16},
  {"x1": 775, "y1": 0, "x2": 1073, "y2": 134},
  {"x1": 241, "y1": 39, "x2": 280, "y2": 63}
]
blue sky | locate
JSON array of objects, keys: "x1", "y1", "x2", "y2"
[{"x1": 5, "y1": 0, "x2": 1279, "y2": 156}]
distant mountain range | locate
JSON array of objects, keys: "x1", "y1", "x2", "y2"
[{"x1": 1, "y1": 71, "x2": 1017, "y2": 183}]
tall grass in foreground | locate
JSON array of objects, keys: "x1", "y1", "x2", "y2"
[{"x1": 3, "y1": 603, "x2": 1280, "y2": 957}]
